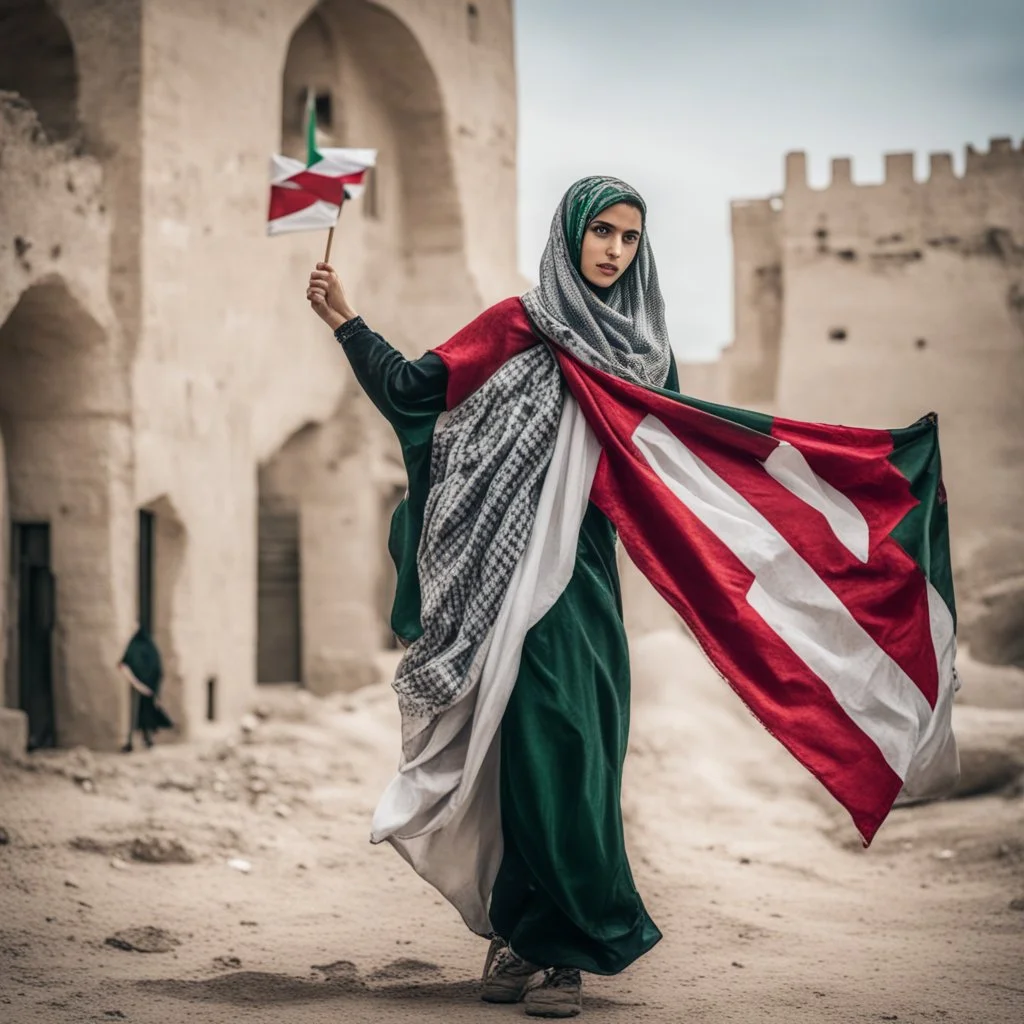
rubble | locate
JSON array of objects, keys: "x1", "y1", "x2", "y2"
[{"x1": 104, "y1": 927, "x2": 181, "y2": 954}]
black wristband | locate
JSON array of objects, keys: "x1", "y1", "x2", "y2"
[{"x1": 334, "y1": 316, "x2": 367, "y2": 344}]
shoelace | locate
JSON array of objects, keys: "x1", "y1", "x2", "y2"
[
  {"x1": 482, "y1": 936, "x2": 505, "y2": 982},
  {"x1": 545, "y1": 967, "x2": 581, "y2": 989}
]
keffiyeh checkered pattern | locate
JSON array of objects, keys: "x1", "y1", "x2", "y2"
[{"x1": 392, "y1": 176, "x2": 672, "y2": 720}]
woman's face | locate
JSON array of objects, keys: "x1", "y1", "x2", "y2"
[{"x1": 579, "y1": 202, "x2": 643, "y2": 288}]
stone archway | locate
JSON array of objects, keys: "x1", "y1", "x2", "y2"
[
  {"x1": 0, "y1": 279, "x2": 132, "y2": 749},
  {"x1": 0, "y1": 0, "x2": 79, "y2": 141},
  {"x1": 280, "y1": 0, "x2": 479, "y2": 346},
  {"x1": 257, "y1": 395, "x2": 392, "y2": 694}
]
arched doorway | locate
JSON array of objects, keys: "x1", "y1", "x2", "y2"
[
  {"x1": 137, "y1": 497, "x2": 187, "y2": 734},
  {"x1": 279, "y1": 1, "x2": 478, "y2": 345},
  {"x1": 0, "y1": 0, "x2": 79, "y2": 141},
  {"x1": 0, "y1": 279, "x2": 131, "y2": 749}
]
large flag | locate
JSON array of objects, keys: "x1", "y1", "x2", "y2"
[
  {"x1": 267, "y1": 92, "x2": 376, "y2": 236},
  {"x1": 556, "y1": 349, "x2": 960, "y2": 844}
]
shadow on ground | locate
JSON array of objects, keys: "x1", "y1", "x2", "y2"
[{"x1": 139, "y1": 969, "x2": 645, "y2": 1011}]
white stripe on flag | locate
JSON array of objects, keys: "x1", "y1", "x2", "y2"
[
  {"x1": 762, "y1": 441, "x2": 870, "y2": 563},
  {"x1": 266, "y1": 199, "x2": 340, "y2": 236},
  {"x1": 632, "y1": 414, "x2": 932, "y2": 781},
  {"x1": 897, "y1": 583, "x2": 959, "y2": 800}
]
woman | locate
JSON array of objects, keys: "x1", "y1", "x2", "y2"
[
  {"x1": 308, "y1": 176, "x2": 676, "y2": 1018},
  {"x1": 118, "y1": 625, "x2": 173, "y2": 752}
]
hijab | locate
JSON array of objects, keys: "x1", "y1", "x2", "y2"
[{"x1": 521, "y1": 175, "x2": 673, "y2": 389}]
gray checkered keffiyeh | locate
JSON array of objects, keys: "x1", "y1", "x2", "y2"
[{"x1": 392, "y1": 176, "x2": 672, "y2": 721}]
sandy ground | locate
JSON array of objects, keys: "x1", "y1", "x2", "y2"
[{"x1": 1, "y1": 631, "x2": 1023, "y2": 1024}]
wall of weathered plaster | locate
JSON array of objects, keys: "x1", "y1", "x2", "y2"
[
  {"x1": 722, "y1": 198, "x2": 782, "y2": 407},
  {"x1": 130, "y1": 0, "x2": 523, "y2": 733},
  {"x1": 2, "y1": 0, "x2": 524, "y2": 746},
  {"x1": 775, "y1": 142, "x2": 1024, "y2": 564},
  {"x1": 728, "y1": 138, "x2": 1024, "y2": 664},
  {"x1": 0, "y1": 75, "x2": 136, "y2": 749}
]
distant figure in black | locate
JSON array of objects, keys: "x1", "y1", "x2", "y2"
[{"x1": 118, "y1": 626, "x2": 173, "y2": 752}]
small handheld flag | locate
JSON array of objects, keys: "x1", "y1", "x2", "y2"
[{"x1": 267, "y1": 90, "x2": 376, "y2": 256}]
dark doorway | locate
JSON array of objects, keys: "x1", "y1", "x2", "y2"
[
  {"x1": 256, "y1": 502, "x2": 302, "y2": 683},
  {"x1": 138, "y1": 509, "x2": 155, "y2": 634},
  {"x1": 15, "y1": 523, "x2": 56, "y2": 749}
]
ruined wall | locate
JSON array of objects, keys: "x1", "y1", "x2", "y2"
[
  {"x1": 1, "y1": 0, "x2": 521, "y2": 746},
  {"x1": 722, "y1": 198, "x2": 782, "y2": 407},
  {"x1": 729, "y1": 138, "x2": 1024, "y2": 665},
  {"x1": 0, "y1": 0, "x2": 141, "y2": 750},
  {"x1": 131, "y1": 0, "x2": 522, "y2": 732},
  {"x1": 774, "y1": 141, "x2": 1024, "y2": 564}
]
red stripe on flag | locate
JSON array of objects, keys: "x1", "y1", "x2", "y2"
[
  {"x1": 268, "y1": 184, "x2": 319, "y2": 222},
  {"x1": 287, "y1": 169, "x2": 365, "y2": 206},
  {"x1": 590, "y1": 447, "x2": 904, "y2": 842},
  {"x1": 649, "y1": 415, "x2": 939, "y2": 709},
  {"x1": 557, "y1": 352, "x2": 915, "y2": 843}
]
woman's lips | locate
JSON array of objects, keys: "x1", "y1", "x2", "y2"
[{"x1": 597, "y1": 263, "x2": 618, "y2": 276}]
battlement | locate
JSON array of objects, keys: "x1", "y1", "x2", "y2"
[{"x1": 785, "y1": 136, "x2": 1024, "y2": 191}]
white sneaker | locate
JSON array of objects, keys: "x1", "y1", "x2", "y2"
[
  {"x1": 524, "y1": 967, "x2": 582, "y2": 1018},
  {"x1": 480, "y1": 937, "x2": 543, "y2": 1004}
]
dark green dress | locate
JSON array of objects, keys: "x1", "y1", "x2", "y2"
[{"x1": 338, "y1": 318, "x2": 677, "y2": 975}]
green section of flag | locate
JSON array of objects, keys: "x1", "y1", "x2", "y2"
[
  {"x1": 655, "y1": 383, "x2": 776, "y2": 436},
  {"x1": 888, "y1": 414, "x2": 956, "y2": 625},
  {"x1": 305, "y1": 89, "x2": 321, "y2": 168}
]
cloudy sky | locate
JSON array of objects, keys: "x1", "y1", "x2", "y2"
[{"x1": 513, "y1": 0, "x2": 1024, "y2": 360}]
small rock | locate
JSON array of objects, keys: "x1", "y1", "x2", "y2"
[
  {"x1": 935, "y1": 849, "x2": 956, "y2": 861},
  {"x1": 731, "y1": 961, "x2": 745, "y2": 968},
  {"x1": 240, "y1": 920, "x2": 258, "y2": 927},
  {"x1": 738, "y1": 857, "x2": 751, "y2": 865},
  {"x1": 0, "y1": 827, "x2": 10, "y2": 846},
  {"x1": 103, "y1": 1012, "x2": 127, "y2": 1020},
  {"x1": 109, "y1": 857, "x2": 130, "y2": 871},
  {"x1": 239, "y1": 713, "x2": 259, "y2": 735},
  {"x1": 1009, "y1": 897, "x2": 1024, "y2": 911},
  {"x1": 248, "y1": 779, "x2": 269, "y2": 795},
  {"x1": 212, "y1": 739, "x2": 238, "y2": 761},
  {"x1": 252, "y1": 703, "x2": 272, "y2": 721},
  {"x1": 80, "y1": 780, "x2": 95, "y2": 794},
  {"x1": 64, "y1": 878, "x2": 79, "y2": 889},
  {"x1": 213, "y1": 955, "x2": 242, "y2": 970},
  {"x1": 226, "y1": 858, "x2": 252, "y2": 874},
  {"x1": 881, "y1": 1016, "x2": 899, "y2": 1021},
  {"x1": 104, "y1": 926, "x2": 181, "y2": 954},
  {"x1": 211, "y1": 781, "x2": 226, "y2": 795},
  {"x1": 158, "y1": 775, "x2": 197, "y2": 793},
  {"x1": 297, "y1": 862, "x2": 308, "y2": 871},
  {"x1": 273, "y1": 804, "x2": 291, "y2": 819},
  {"x1": 130, "y1": 835, "x2": 194, "y2": 865},
  {"x1": 312, "y1": 960, "x2": 364, "y2": 987}
]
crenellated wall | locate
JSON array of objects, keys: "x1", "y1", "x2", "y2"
[{"x1": 728, "y1": 136, "x2": 1024, "y2": 616}]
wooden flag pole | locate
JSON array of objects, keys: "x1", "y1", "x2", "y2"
[{"x1": 323, "y1": 200, "x2": 344, "y2": 264}]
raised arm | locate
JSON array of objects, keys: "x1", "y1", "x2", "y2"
[{"x1": 308, "y1": 262, "x2": 446, "y2": 435}]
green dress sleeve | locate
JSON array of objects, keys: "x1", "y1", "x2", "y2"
[
  {"x1": 334, "y1": 317, "x2": 447, "y2": 443},
  {"x1": 334, "y1": 317, "x2": 448, "y2": 645}
]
